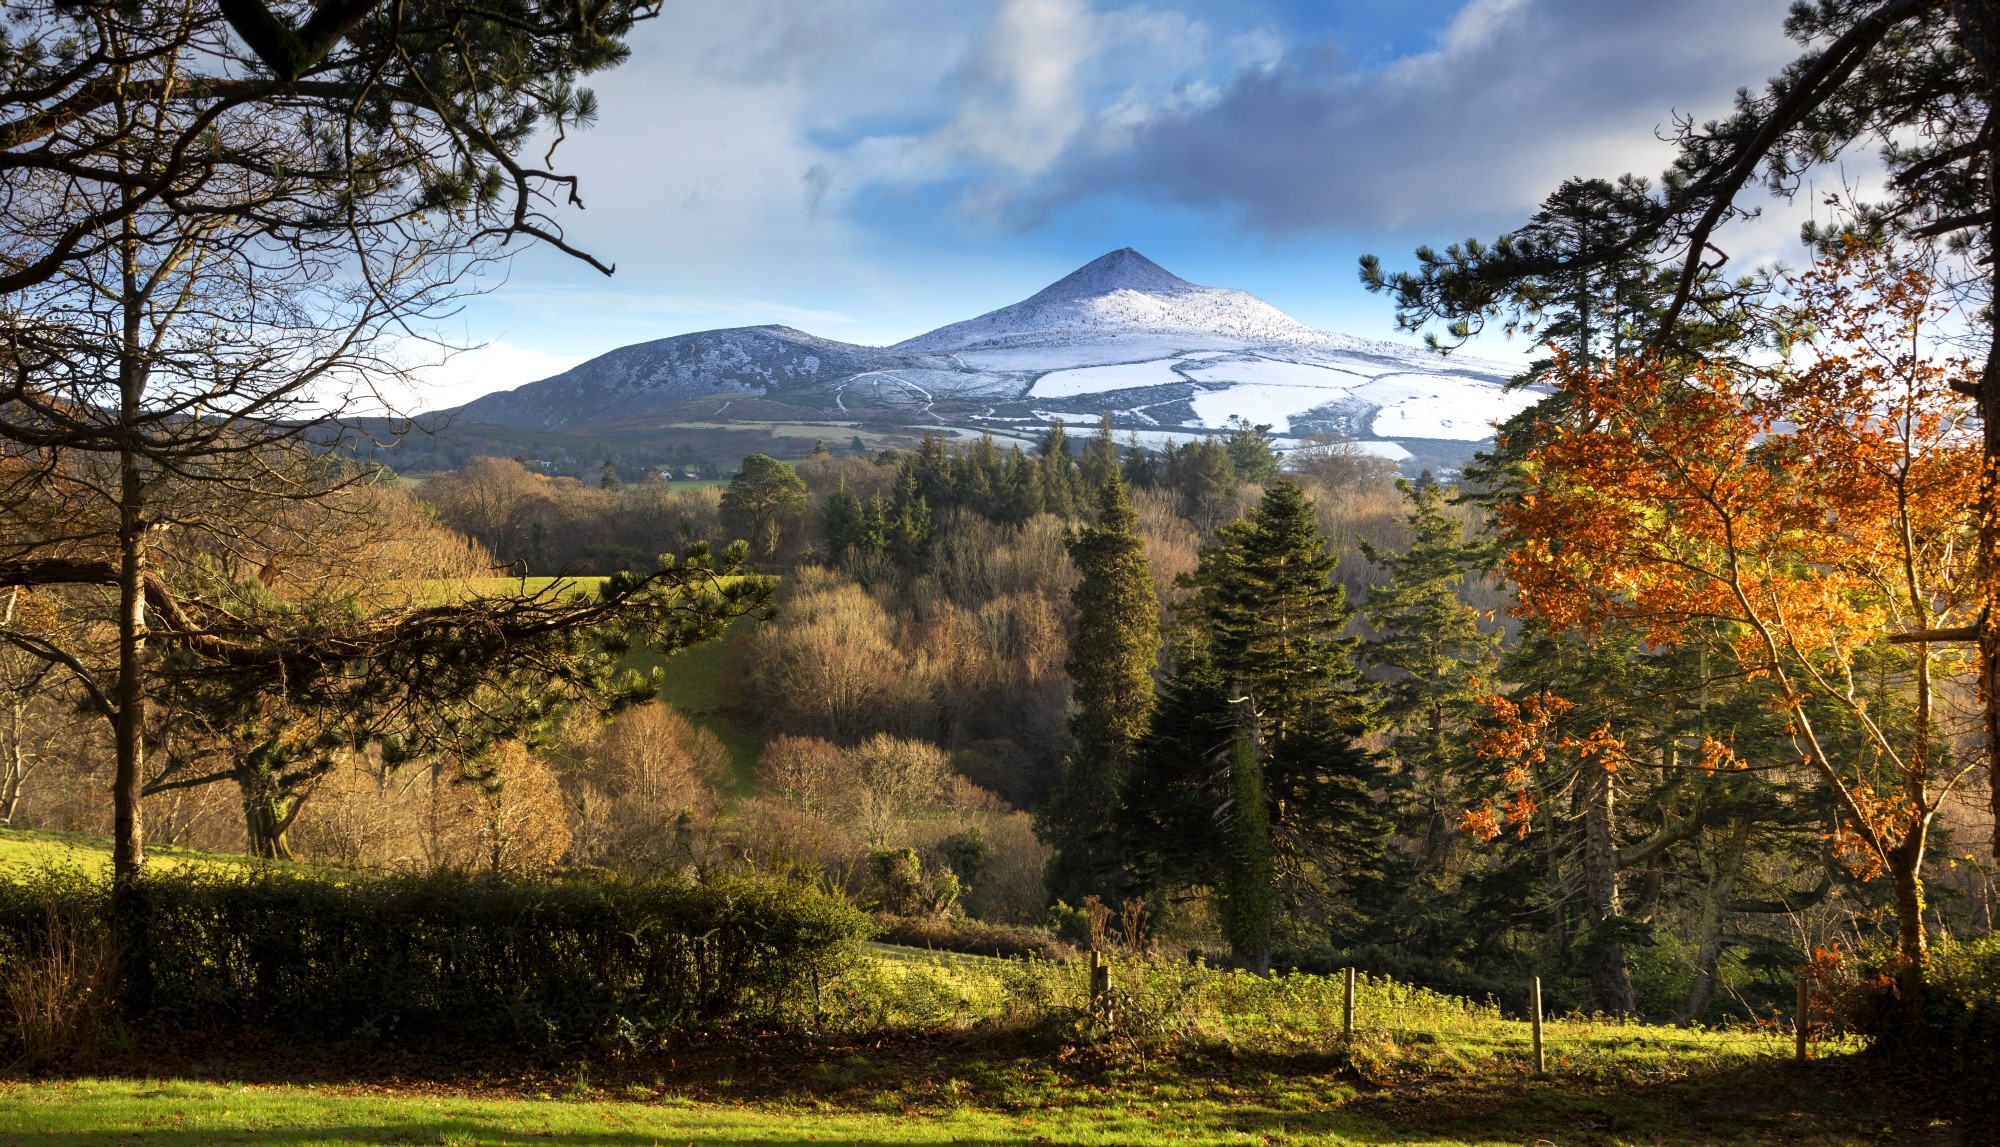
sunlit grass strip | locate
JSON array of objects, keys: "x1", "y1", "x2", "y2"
[{"x1": 844, "y1": 949, "x2": 1822, "y2": 1069}]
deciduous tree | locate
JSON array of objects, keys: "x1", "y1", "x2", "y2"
[{"x1": 1491, "y1": 244, "x2": 1979, "y2": 1004}]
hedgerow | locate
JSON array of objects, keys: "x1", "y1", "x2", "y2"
[{"x1": 0, "y1": 867, "x2": 866, "y2": 1054}]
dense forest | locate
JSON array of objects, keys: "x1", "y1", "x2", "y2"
[{"x1": 12, "y1": 288, "x2": 1988, "y2": 1025}]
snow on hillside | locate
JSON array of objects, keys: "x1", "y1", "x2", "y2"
[
  {"x1": 895, "y1": 249, "x2": 1334, "y2": 352},
  {"x1": 444, "y1": 247, "x2": 1539, "y2": 466}
]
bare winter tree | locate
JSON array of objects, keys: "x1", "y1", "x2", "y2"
[{"x1": 0, "y1": 0, "x2": 667, "y2": 906}]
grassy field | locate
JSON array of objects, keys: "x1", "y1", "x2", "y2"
[
  {"x1": 0, "y1": 832, "x2": 1952, "y2": 1144},
  {"x1": 0, "y1": 825, "x2": 284, "y2": 879},
  {"x1": 392, "y1": 575, "x2": 766, "y2": 786},
  {"x1": 0, "y1": 1034, "x2": 1946, "y2": 1146},
  {"x1": 627, "y1": 614, "x2": 763, "y2": 791}
]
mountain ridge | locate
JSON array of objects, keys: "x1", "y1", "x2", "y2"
[{"x1": 444, "y1": 249, "x2": 1537, "y2": 468}]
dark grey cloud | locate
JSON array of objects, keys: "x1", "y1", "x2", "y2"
[{"x1": 1045, "y1": 0, "x2": 1801, "y2": 233}]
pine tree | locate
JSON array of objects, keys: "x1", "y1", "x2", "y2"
[
  {"x1": 1041, "y1": 468, "x2": 1159, "y2": 903},
  {"x1": 1220, "y1": 725, "x2": 1276, "y2": 974},
  {"x1": 1193, "y1": 480, "x2": 1371, "y2": 741},
  {"x1": 858, "y1": 494, "x2": 890, "y2": 554},
  {"x1": 1224, "y1": 417, "x2": 1279, "y2": 483},
  {"x1": 1122, "y1": 433, "x2": 1157, "y2": 489},
  {"x1": 1166, "y1": 437, "x2": 1235, "y2": 521},
  {"x1": 1037, "y1": 420, "x2": 1082, "y2": 518},
  {"x1": 997, "y1": 447, "x2": 1046, "y2": 524},
  {"x1": 1360, "y1": 475, "x2": 1501, "y2": 866},
  {"x1": 822, "y1": 478, "x2": 863, "y2": 555},
  {"x1": 1079, "y1": 415, "x2": 1120, "y2": 491},
  {"x1": 887, "y1": 466, "x2": 934, "y2": 571},
  {"x1": 1126, "y1": 479, "x2": 1383, "y2": 970}
]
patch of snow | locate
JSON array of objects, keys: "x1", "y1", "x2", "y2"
[
  {"x1": 897, "y1": 248, "x2": 1337, "y2": 353},
  {"x1": 1342, "y1": 440, "x2": 1413, "y2": 461},
  {"x1": 1365, "y1": 376, "x2": 1546, "y2": 440},
  {"x1": 1187, "y1": 382, "x2": 1355, "y2": 433},
  {"x1": 1182, "y1": 357, "x2": 1374, "y2": 391},
  {"x1": 1031, "y1": 358, "x2": 1189, "y2": 398}
]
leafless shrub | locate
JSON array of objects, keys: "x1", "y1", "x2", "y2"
[{"x1": 3, "y1": 900, "x2": 117, "y2": 1069}]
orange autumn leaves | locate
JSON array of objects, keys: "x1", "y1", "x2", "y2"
[
  {"x1": 1461, "y1": 692, "x2": 1750, "y2": 844},
  {"x1": 1501, "y1": 263, "x2": 1977, "y2": 668},
  {"x1": 1470, "y1": 243, "x2": 1977, "y2": 869}
]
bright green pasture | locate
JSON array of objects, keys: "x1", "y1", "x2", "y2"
[
  {"x1": 0, "y1": 1045, "x2": 1919, "y2": 1147},
  {"x1": 0, "y1": 1076, "x2": 1381, "y2": 1146},
  {"x1": 0, "y1": 826, "x2": 278, "y2": 880},
  {"x1": 626, "y1": 614, "x2": 763, "y2": 791}
]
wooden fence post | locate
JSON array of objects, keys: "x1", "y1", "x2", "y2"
[
  {"x1": 1529, "y1": 975, "x2": 1545, "y2": 1074},
  {"x1": 1795, "y1": 969, "x2": 1809, "y2": 1061},
  {"x1": 1089, "y1": 949, "x2": 1110, "y2": 1017},
  {"x1": 1343, "y1": 967, "x2": 1356, "y2": 1038}
]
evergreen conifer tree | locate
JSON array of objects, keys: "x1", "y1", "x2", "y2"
[
  {"x1": 888, "y1": 466, "x2": 934, "y2": 571},
  {"x1": 1360, "y1": 475, "x2": 1501, "y2": 864},
  {"x1": 1224, "y1": 417, "x2": 1280, "y2": 484},
  {"x1": 1040, "y1": 468, "x2": 1159, "y2": 903},
  {"x1": 998, "y1": 448, "x2": 1046, "y2": 524},
  {"x1": 1220, "y1": 726, "x2": 1276, "y2": 973},
  {"x1": 1122, "y1": 433, "x2": 1157, "y2": 489},
  {"x1": 822, "y1": 478, "x2": 863, "y2": 556},
  {"x1": 1080, "y1": 415, "x2": 1121, "y2": 491},
  {"x1": 1038, "y1": 421, "x2": 1082, "y2": 517},
  {"x1": 1125, "y1": 479, "x2": 1384, "y2": 971}
]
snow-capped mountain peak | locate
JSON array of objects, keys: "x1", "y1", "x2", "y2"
[
  {"x1": 1026, "y1": 247, "x2": 1195, "y2": 301},
  {"x1": 441, "y1": 249, "x2": 1538, "y2": 473},
  {"x1": 893, "y1": 248, "x2": 1328, "y2": 353}
]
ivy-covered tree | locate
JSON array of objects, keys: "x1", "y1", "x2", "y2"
[{"x1": 1040, "y1": 467, "x2": 1159, "y2": 903}]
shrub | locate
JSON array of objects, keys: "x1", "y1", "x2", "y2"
[
  {"x1": 0, "y1": 873, "x2": 116, "y2": 1068},
  {"x1": 1923, "y1": 938, "x2": 2000, "y2": 1073},
  {"x1": 0, "y1": 867, "x2": 867, "y2": 1053},
  {"x1": 1813, "y1": 938, "x2": 2000, "y2": 1073}
]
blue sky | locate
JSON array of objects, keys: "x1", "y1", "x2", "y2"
[{"x1": 410, "y1": 0, "x2": 1808, "y2": 409}]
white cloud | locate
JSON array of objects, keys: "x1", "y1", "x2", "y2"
[{"x1": 396, "y1": 342, "x2": 585, "y2": 414}]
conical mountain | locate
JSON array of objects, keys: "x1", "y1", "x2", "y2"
[
  {"x1": 432, "y1": 249, "x2": 1531, "y2": 475},
  {"x1": 893, "y1": 248, "x2": 1328, "y2": 352}
]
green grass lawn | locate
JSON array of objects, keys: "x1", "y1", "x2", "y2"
[
  {"x1": 626, "y1": 614, "x2": 764, "y2": 793},
  {"x1": 0, "y1": 825, "x2": 283, "y2": 879},
  {"x1": 0, "y1": 837, "x2": 1945, "y2": 1144},
  {"x1": 0, "y1": 1040, "x2": 1945, "y2": 1146}
]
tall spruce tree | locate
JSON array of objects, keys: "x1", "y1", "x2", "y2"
[
  {"x1": 1038, "y1": 421, "x2": 1083, "y2": 518},
  {"x1": 1125, "y1": 479, "x2": 1384, "y2": 971},
  {"x1": 1040, "y1": 468, "x2": 1160, "y2": 903},
  {"x1": 1361, "y1": 475, "x2": 1502, "y2": 865},
  {"x1": 1080, "y1": 415, "x2": 1122, "y2": 491}
]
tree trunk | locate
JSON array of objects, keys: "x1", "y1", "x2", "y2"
[
  {"x1": 112, "y1": 220, "x2": 152, "y2": 1011},
  {"x1": 1888, "y1": 832, "x2": 1931, "y2": 1022},
  {"x1": 1580, "y1": 759, "x2": 1636, "y2": 1015},
  {"x1": 1221, "y1": 691, "x2": 1273, "y2": 977},
  {"x1": 1953, "y1": 0, "x2": 2000, "y2": 860},
  {"x1": 1, "y1": 698, "x2": 27, "y2": 825},
  {"x1": 235, "y1": 764, "x2": 299, "y2": 862},
  {"x1": 1678, "y1": 818, "x2": 1751, "y2": 1024}
]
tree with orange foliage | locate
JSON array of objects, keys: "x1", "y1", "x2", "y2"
[{"x1": 1491, "y1": 241, "x2": 1980, "y2": 1004}]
